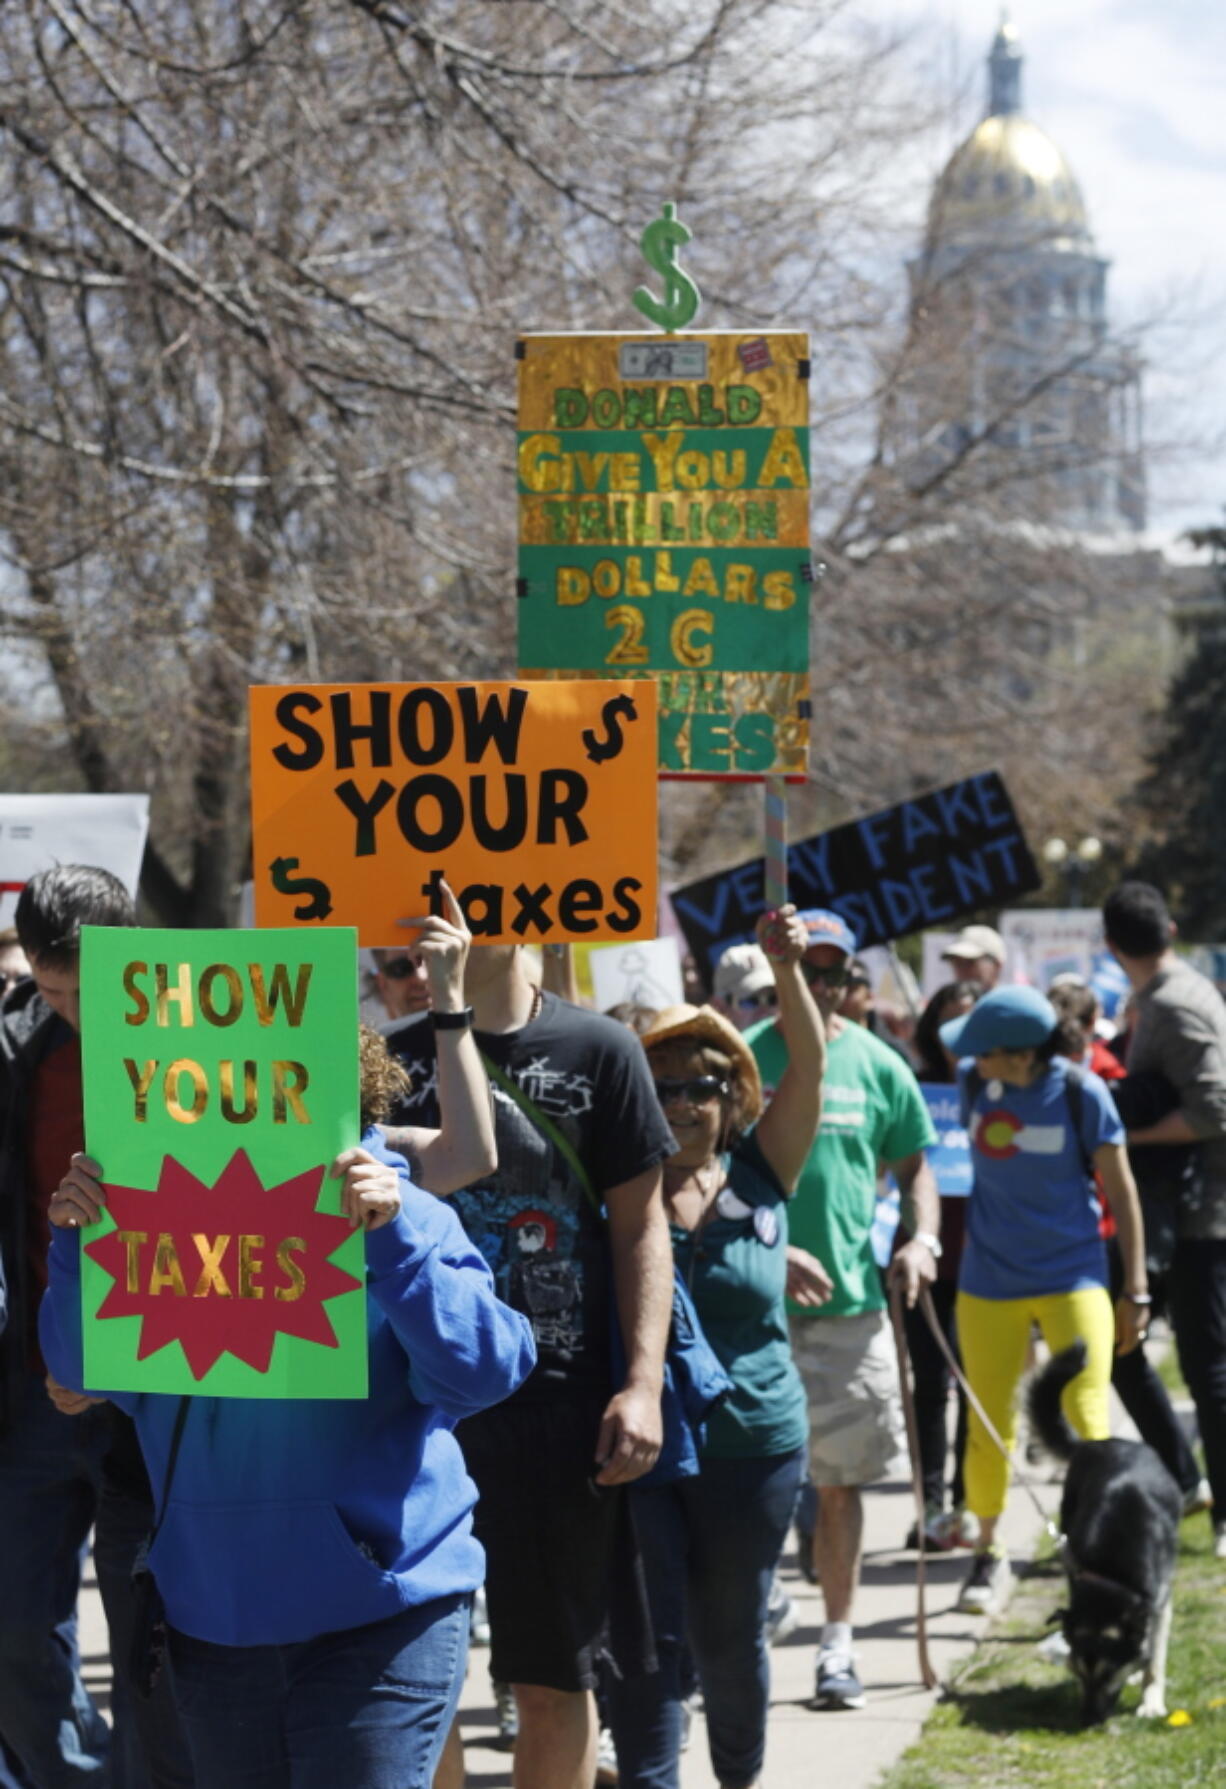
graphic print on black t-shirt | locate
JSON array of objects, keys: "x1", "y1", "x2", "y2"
[{"x1": 386, "y1": 996, "x2": 674, "y2": 1400}]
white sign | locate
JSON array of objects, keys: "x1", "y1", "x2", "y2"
[
  {"x1": 0, "y1": 794, "x2": 150, "y2": 926},
  {"x1": 589, "y1": 936, "x2": 683, "y2": 1015},
  {"x1": 999, "y1": 908, "x2": 1103, "y2": 987},
  {"x1": 921, "y1": 931, "x2": 962, "y2": 998}
]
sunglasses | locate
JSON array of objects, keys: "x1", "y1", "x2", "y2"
[
  {"x1": 653, "y1": 1076, "x2": 729, "y2": 1107},
  {"x1": 379, "y1": 955, "x2": 422, "y2": 980},
  {"x1": 802, "y1": 961, "x2": 850, "y2": 989},
  {"x1": 735, "y1": 989, "x2": 778, "y2": 1013}
]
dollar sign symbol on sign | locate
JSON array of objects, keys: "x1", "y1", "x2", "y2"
[
  {"x1": 632, "y1": 202, "x2": 701, "y2": 334},
  {"x1": 269, "y1": 856, "x2": 333, "y2": 921},
  {"x1": 582, "y1": 693, "x2": 639, "y2": 764}
]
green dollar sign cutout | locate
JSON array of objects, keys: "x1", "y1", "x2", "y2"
[{"x1": 632, "y1": 201, "x2": 701, "y2": 333}]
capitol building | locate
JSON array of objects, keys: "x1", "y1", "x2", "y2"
[{"x1": 897, "y1": 16, "x2": 1145, "y2": 536}]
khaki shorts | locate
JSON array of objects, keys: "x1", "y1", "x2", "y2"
[{"x1": 789, "y1": 1310, "x2": 908, "y2": 1488}]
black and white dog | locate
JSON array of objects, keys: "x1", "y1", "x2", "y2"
[{"x1": 1028, "y1": 1341, "x2": 1182, "y2": 1724}]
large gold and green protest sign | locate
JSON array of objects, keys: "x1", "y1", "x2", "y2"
[
  {"x1": 79, "y1": 926, "x2": 365, "y2": 1399},
  {"x1": 517, "y1": 333, "x2": 810, "y2": 777}
]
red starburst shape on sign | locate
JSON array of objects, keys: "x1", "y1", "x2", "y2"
[{"x1": 84, "y1": 1150, "x2": 361, "y2": 1379}]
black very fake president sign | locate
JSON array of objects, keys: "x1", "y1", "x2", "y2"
[{"x1": 671, "y1": 771, "x2": 1039, "y2": 980}]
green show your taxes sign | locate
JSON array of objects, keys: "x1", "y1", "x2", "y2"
[{"x1": 78, "y1": 926, "x2": 365, "y2": 1399}]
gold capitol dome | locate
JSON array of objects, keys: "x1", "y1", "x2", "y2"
[{"x1": 928, "y1": 13, "x2": 1091, "y2": 250}]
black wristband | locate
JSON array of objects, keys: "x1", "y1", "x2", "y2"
[{"x1": 430, "y1": 1006, "x2": 474, "y2": 1032}]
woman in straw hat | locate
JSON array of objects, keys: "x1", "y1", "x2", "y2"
[{"x1": 607, "y1": 905, "x2": 827, "y2": 1789}]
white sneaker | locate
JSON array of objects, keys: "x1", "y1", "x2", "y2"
[
  {"x1": 491, "y1": 1680, "x2": 517, "y2": 1752},
  {"x1": 764, "y1": 1573, "x2": 799, "y2": 1645},
  {"x1": 953, "y1": 1506, "x2": 981, "y2": 1549},
  {"x1": 812, "y1": 1648, "x2": 866, "y2": 1710},
  {"x1": 595, "y1": 1726, "x2": 619, "y2": 1785},
  {"x1": 956, "y1": 1548, "x2": 1012, "y2": 1615},
  {"x1": 1182, "y1": 1477, "x2": 1213, "y2": 1517}
]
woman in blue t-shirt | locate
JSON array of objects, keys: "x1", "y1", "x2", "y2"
[
  {"x1": 938, "y1": 985, "x2": 1150, "y2": 1617},
  {"x1": 606, "y1": 906, "x2": 825, "y2": 1789}
]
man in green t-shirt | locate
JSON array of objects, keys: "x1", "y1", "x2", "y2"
[{"x1": 748, "y1": 908, "x2": 939, "y2": 1712}]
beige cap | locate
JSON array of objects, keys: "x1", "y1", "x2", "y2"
[
  {"x1": 712, "y1": 942, "x2": 774, "y2": 1004},
  {"x1": 941, "y1": 924, "x2": 1005, "y2": 966}
]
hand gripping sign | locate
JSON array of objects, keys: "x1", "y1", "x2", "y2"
[
  {"x1": 249, "y1": 679, "x2": 658, "y2": 945},
  {"x1": 79, "y1": 926, "x2": 365, "y2": 1399}
]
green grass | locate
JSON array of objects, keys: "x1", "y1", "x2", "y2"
[{"x1": 879, "y1": 1526, "x2": 1226, "y2": 1788}]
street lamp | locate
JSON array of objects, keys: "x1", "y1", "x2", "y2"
[{"x1": 1042, "y1": 836, "x2": 1102, "y2": 907}]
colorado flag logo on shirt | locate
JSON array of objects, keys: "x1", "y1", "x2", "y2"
[{"x1": 973, "y1": 1108, "x2": 1065, "y2": 1161}]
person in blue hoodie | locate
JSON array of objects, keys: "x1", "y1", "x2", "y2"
[{"x1": 38, "y1": 916, "x2": 536, "y2": 1789}]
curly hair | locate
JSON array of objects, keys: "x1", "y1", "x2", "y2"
[{"x1": 358, "y1": 1024, "x2": 412, "y2": 1130}]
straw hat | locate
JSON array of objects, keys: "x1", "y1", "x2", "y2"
[{"x1": 639, "y1": 1003, "x2": 764, "y2": 1127}]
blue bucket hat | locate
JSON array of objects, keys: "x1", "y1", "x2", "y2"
[
  {"x1": 797, "y1": 908, "x2": 858, "y2": 957},
  {"x1": 940, "y1": 985, "x2": 1058, "y2": 1057}
]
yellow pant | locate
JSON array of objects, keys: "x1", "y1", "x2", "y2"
[{"x1": 956, "y1": 1287, "x2": 1115, "y2": 1520}]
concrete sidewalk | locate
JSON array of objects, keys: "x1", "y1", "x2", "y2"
[
  {"x1": 448, "y1": 1474, "x2": 1064, "y2": 1788},
  {"x1": 77, "y1": 1466, "x2": 1063, "y2": 1788}
]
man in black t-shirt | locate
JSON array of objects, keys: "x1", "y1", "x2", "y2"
[{"x1": 385, "y1": 943, "x2": 674, "y2": 1789}]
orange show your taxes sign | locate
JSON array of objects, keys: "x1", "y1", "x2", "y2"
[{"x1": 249, "y1": 680, "x2": 658, "y2": 946}]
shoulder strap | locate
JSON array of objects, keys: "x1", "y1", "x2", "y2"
[
  {"x1": 1063, "y1": 1061, "x2": 1093, "y2": 1176},
  {"x1": 959, "y1": 1065, "x2": 984, "y2": 1131},
  {"x1": 478, "y1": 1050, "x2": 600, "y2": 1217},
  {"x1": 150, "y1": 1397, "x2": 192, "y2": 1540}
]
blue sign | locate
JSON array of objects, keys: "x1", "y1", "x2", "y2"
[{"x1": 920, "y1": 1083, "x2": 973, "y2": 1198}]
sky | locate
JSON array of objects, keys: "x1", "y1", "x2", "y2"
[{"x1": 863, "y1": 0, "x2": 1226, "y2": 535}]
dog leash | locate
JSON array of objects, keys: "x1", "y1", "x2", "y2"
[
  {"x1": 912, "y1": 1284, "x2": 1060, "y2": 1538},
  {"x1": 890, "y1": 1281, "x2": 1064, "y2": 1695},
  {"x1": 888, "y1": 1281, "x2": 940, "y2": 1691}
]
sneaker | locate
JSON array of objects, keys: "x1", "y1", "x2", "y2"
[
  {"x1": 812, "y1": 1648, "x2": 866, "y2": 1711},
  {"x1": 1182, "y1": 1477, "x2": 1213, "y2": 1517},
  {"x1": 595, "y1": 1727, "x2": 619, "y2": 1786},
  {"x1": 952, "y1": 1506, "x2": 981, "y2": 1549},
  {"x1": 491, "y1": 1680, "x2": 517, "y2": 1752},
  {"x1": 764, "y1": 1574, "x2": 800, "y2": 1646},
  {"x1": 956, "y1": 1548, "x2": 1012, "y2": 1615},
  {"x1": 470, "y1": 1584, "x2": 490, "y2": 1645},
  {"x1": 680, "y1": 1691, "x2": 698, "y2": 1752},
  {"x1": 1215, "y1": 1520, "x2": 1226, "y2": 1562},
  {"x1": 904, "y1": 1503, "x2": 957, "y2": 1552}
]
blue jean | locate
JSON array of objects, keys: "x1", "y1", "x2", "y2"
[
  {"x1": 167, "y1": 1594, "x2": 470, "y2": 1789},
  {"x1": 608, "y1": 1448, "x2": 806, "y2": 1789},
  {"x1": 0, "y1": 1372, "x2": 111, "y2": 1787},
  {"x1": 92, "y1": 1478, "x2": 193, "y2": 1789}
]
